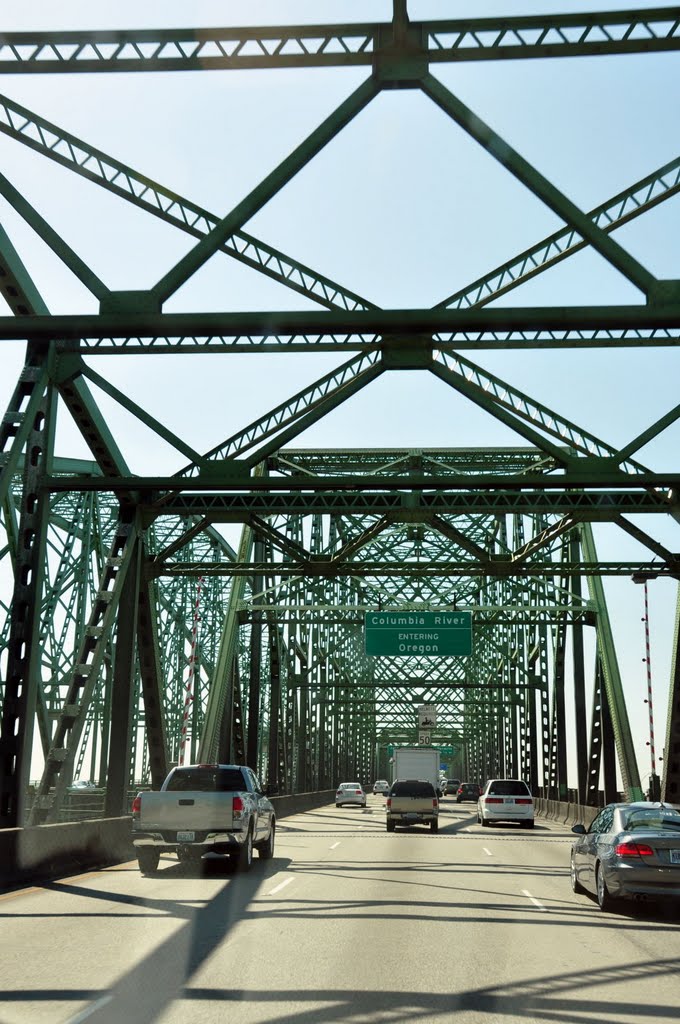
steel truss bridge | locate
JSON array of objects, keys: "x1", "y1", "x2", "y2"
[{"x1": 1, "y1": 1, "x2": 680, "y2": 829}]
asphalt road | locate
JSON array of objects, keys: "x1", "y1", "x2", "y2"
[{"x1": 1, "y1": 795, "x2": 679, "y2": 1024}]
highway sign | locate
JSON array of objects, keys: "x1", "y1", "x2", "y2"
[
  {"x1": 365, "y1": 611, "x2": 472, "y2": 656},
  {"x1": 418, "y1": 731, "x2": 431, "y2": 745}
]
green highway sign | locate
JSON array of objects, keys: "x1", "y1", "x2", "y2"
[{"x1": 365, "y1": 611, "x2": 472, "y2": 657}]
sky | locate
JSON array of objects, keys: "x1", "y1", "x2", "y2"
[{"x1": 1, "y1": 1, "x2": 679, "y2": 789}]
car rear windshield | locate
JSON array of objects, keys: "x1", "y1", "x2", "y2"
[
  {"x1": 487, "y1": 780, "x2": 531, "y2": 797},
  {"x1": 391, "y1": 780, "x2": 436, "y2": 797},
  {"x1": 624, "y1": 808, "x2": 680, "y2": 830},
  {"x1": 165, "y1": 767, "x2": 246, "y2": 792}
]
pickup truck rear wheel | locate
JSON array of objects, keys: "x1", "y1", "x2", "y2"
[
  {"x1": 386, "y1": 820, "x2": 396, "y2": 832},
  {"x1": 235, "y1": 826, "x2": 253, "y2": 872},
  {"x1": 430, "y1": 820, "x2": 439, "y2": 833},
  {"x1": 258, "y1": 820, "x2": 276, "y2": 860},
  {"x1": 137, "y1": 849, "x2": 160, "y2": 875}
]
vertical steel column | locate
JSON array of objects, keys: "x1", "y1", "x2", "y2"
[
  {"x1": 661, "y1": 586, "x2": 680, "y2": 803},
  {"x1": 571, "y1": 536, "x2": 589, "y2": 803},
  {"x1": 247, "y1": 535, "x2": 263, "y2": 771},
  {"x1": 0, "y1": 358, "x2": 55, "y2": 827},
  {"x1": 104, "y1": 531, "x2": 141, "y2": 816}
]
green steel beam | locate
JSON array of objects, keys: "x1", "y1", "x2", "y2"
[
  {"x1": 581, "y1": 524, "x2": 643, "y2": 799},
  {"x1": 0, "y1": 94, "x2": 377, "y2": 315},
  {"x1": 0, "y1": 9, "x2": 677, "y2": 73},
  {"x1": 436, "y1": 154, "x2": 680, "y2": 311},
  {"x1": 158, "y1": 560, "x2": 680, "y2": 579},
  {"x1": 151, "y1": 78, "x2": 380, "y2": 305},
  {"x1": 419, "y1": 73, "x2": 656, "y2": 299},
  {"x1": 178, "y1": 351, "x2": 382, "y2": 476},
  {"x1": 2, "y1": 304, "x2": 680, "y2": 343}
]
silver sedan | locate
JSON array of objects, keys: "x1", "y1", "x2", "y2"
[
  {"x1": 571, "y1": 801, "x2": 680, "y2": 912},
  {"x1": 335, "y1": 783, "x2": 367, "y2": 808}
]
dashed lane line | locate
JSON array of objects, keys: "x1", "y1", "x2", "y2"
[
  {"x1": 521, "y1": 888, "x2": 548, "y2": 912},
  {"x1": 267, "y1": 877, "x2": 294, "y2": 896}
]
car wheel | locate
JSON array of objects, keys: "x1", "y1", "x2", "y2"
[
  {"x1": 596, "y1": 863, "x2": 616, "y2": 912},
  {"x1": 236, "y1": 827, "x2": 253, "y2": 873},
  {"x1": 258, "y1": 820, "x2": 275, "y2": 860},
  {"x1": 570, "y1": 854, "x2": 586, "y2": 895},
  {"x1": 430, "y1": 820, "x2": 439, "y2": 833},
  {"x1": 521, "y1": 820, "x2": 535, "y2": 830},
  {"x1": 136, "y1": 848, "x2": 160, "y2": 875},
  {"x1": 386, "y1": 821, "x2": 396, "y2": 832},
  {"x1": 481, "y1": 816, "x2": 490, "y2": 827},
  {"x1": 335, "y1": 803, "x2": 341, "y2": 808}
]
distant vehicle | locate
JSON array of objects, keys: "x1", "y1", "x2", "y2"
[
  {"x1": 131, "y1": 763, "x2": 275, "y2": 875},
  {"x1": 386, "y1": 779, "x2": 439, "y2": 832},
  {"x1": 456, "y1": 782, "x2": 481, "y2": 803},
  {"x1": 477, "y1": 779, "x2": 534, "y2": 828},
  {"x1": 392, "y1": 747, "x2": 440, "y2": 795},
  {"x1": 373, "y1": 780, "x2": 390, "y2": 795},
  {"x1": 68, "y1": 780, "x2": 96, "y2": 791},
  {"x1": 336, "y1": 783, "x2": 367, "y2": 808},
  {"x1": 445, "y1": 778, "x2": 461, "y2": 795},
  {"x1": 571, "y1": 802, "x2": 680, "y2": 912}
]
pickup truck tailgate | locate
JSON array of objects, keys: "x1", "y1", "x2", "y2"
[{"x1": 139, "y1": 792, "x2": 235, "y2": 831}]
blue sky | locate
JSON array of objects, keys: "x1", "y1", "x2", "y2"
[{"x1": 1, "y1": 1, "x2": 679, "y2": 787}]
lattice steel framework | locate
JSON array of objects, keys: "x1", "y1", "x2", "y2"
[{"x1": 1, "y1": 2, "x2": 680, "y2": 828}]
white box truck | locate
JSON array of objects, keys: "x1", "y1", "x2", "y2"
[{"x1": 391, "y1": 747, "x2": 441, "y2": 794}]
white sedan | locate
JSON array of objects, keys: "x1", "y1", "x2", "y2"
[
  {"x1": 372, "y1": 780, "x2": 390, "y2": 795},
  {"x1": 335, "y1": 783, "x2": 367, "y2": 807}
]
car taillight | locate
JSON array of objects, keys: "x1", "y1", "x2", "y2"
[
  {"x1": 457, "y1": 788, "x2": 463, "y2": 795},
  {"x1": 615, "y1": 841, "x2": 654, "y2": 857},
  {"x1": 386, "y1": 798, "x2": 391, "y2": 809},
  {"x1": 516, "y1": 799, "x2": 533, "y2": 804},
  {"x1": 131, "y1": 795, "x2": 141, "y2": 815},
  {"x1": 232, "y1": 795, "x2": 244, "y2": 815},
  {"x1": 433, "y1": 798, "x2": 438, "y2": 809},
  {"x1": 355, "y1": 790, "x2": 362, "y2": 794},
  {"x1": 485, "y1": 797, "x2": 503, "y2": 804}
]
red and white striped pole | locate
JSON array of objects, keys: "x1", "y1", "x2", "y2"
[
  {"x1": 642, "y1": 579, "x2": 656, "y2": 776},
  {"x1": 179, "y1": 576, "x2": 203, "y2": 766}
]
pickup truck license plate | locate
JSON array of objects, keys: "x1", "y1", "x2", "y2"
[
  {"x1": 670, "y1": 849, "x2": 680, "y2": 864},
  {"x1": 177, "y1": 831, "x2": 195, "y2": 842}
]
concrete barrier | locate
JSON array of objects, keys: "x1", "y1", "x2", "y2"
[
  {"x1": 0, "y1": 789, "x2": 336, "y2": 890},
  {"x1": 535, "y1": 797, "x2": 599, "y2": 828}
]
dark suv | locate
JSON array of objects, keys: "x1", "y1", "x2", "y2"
[{"x1": 456, "y1": 782, "x2": 481, "y2": 803}]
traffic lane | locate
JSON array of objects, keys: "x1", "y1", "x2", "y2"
[
  {"x1": 2, "y1": 805, "x2": 678, "y2": 1024},
  {"x1": 0, "y1": 851, "x2": 286, "y2": 1024},
  {"x1": 159, "y1": 806, "x2": 680, "y2": 1023}
]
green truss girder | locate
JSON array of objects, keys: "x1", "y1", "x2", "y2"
[
  {"x1": 2, "y1": 4, "x2": 679, "y2": 823},
  {"x1": 0, "y1": 8, "x2": 678, "y2": 73},
  {"x1": 0, "y1": 93, "x2": 375, "y2": 317},
  {"x1": 4, "y1": 304, "x2": 680, "y2": 343}
]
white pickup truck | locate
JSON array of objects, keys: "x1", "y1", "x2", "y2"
[{"x1": 131, "y1": 763, "x2": 276, "y2": 875}]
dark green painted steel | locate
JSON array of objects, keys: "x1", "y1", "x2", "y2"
[{"x1": 1, "y1": 2, "x2": 679, "y2": 830}]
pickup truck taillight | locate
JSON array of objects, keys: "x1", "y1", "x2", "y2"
[
  {"x1": 232, "y1": 795, "x2": 245, "y2": 818},
  {"x1": 131, "y1": 795, "x2": 141, "y2": 816},
  {"x1": 386, "y1": 797, "x2": 391, "y2": 810},
  {"x1": 433, "y1": 798, "x2": 438, "y2": 809}
]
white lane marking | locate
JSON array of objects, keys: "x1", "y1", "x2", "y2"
[
  {"x1": 330, "y1": 842, "x2": 341, "y2": 849},
  {"x1": 522, "y1": 888, "x2": 547, "y2": 912},
  {"x1": 482, "y1": 847, "x2": 492, "y2": 856},
  {"x1": 68, "y1": 996, "x2": 113, "y2": 1023},
  {"x1": 267, "y1": 877, "x2": 294, "y2": 896}
]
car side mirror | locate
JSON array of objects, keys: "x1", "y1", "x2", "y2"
[{"x1": 571, "y1": 823, "x2": 587, "y2": 835}]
